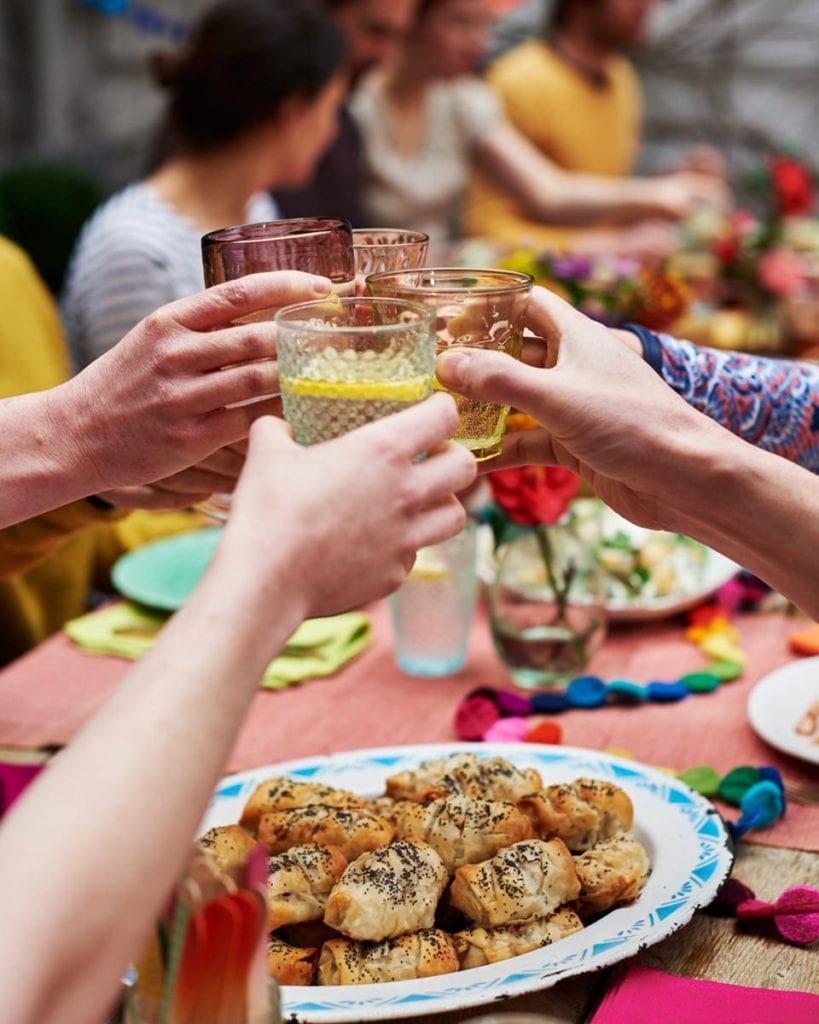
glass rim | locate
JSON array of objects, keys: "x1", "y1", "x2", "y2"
[
  {"x1": 352, "y1": 228, "x2": 430, "y2": 248},
  {"x1": 202, "y1": 217, "x2": 352, "y2": 247},
  {"x1": 275, "y1": 295, "x2": 436, "y2": 336},
  {"x1": 365, "y1": 266, "x2": 534, "y2": 296}
]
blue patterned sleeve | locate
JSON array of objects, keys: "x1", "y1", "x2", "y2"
[{"x1": 623, "y1": 325, "x2": 819, "y2": 472}]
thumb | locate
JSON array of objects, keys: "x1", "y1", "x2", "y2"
[
  {"x1": 436, "y1": 348, "x2": 552, "y2": 424},
  {"x1": 246, "y1": 412, "x2": 294, "y2": 452}
]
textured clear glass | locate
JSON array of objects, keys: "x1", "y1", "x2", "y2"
[
  {"x1": 352, "y1": 228, "x2": 429, "y2": 279},
  {"x1": 198, "y1": 219, "x2": 355, "y2": 520},
  {"x1": 389, "y1": 524, "x2": 478, "y2": 677},
  {"x1": 367, "y1": 268, "x2": 533, "y2": 460},
  {"x1": 275, "y1": 297, "x2": 436, "y2": 445}
]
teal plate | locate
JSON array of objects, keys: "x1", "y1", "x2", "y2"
[{"x1": 111, "y1": 528, "x2": 223, "y2": 611}]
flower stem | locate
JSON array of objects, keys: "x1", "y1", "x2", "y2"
[{"x1": 534, "y1": 524, "x2": 567, "y2": 622}]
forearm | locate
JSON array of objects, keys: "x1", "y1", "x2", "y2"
[
  {"x1": 656, "y1": 417, "x2": 819, "y2": 617},
  {"x1": 636, "y1": 330, "x2": 819, "y2": 472},
  {"x1": 0, "y1": 538, "x2": 308, "y2": 1024},
  {"x1": 0, "y1": 384, "x2": 109, "y2": 527}
]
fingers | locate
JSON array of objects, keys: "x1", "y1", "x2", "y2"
[
  {"x1": 410, "y1": 439, "x2": 477, "y2": 502},
  {"x1": 477, "y1": 426, "x2": 558, "y2": 473},
  {"x1": 197, "y1": 399, "x2": 287, "y2": 451},
  {"x1": 99, "y1": 485, "x2": 213, "y2": 511},
  {"x1": 410, "y1": 495, "x2": 468, "y2": 551},
  {"x1": 354, "y1": 392, "x2": 460, "y2": 462},
  {"x1": 183, "y1": 321, "x2": 279, "y2": 372},
  {"x1": 523, "y1": 286, "x2": 583, "y2": 344},
  {"x1": 193, "y1": 445, "x2": 246, "y2": 478},
  {"x1": 148, "y1": 466, "x2": 240, "y2": 495},
  {"x1": 436, "y1": 348, "x2": 550, "y2": 424},
  {"x1": 167, "y1": 271, "x2": 332, "y2": 332},
  {"x1": 187, "y1": 359, "x2": 280, "y2": 415}
]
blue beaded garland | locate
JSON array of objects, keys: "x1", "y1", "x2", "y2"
[{"x1": 566, "y1": 675, "x2": 608, "y2": 709}]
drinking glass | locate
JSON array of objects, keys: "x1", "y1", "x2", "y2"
[
  {"x1": 274, "y1": 296, "x2": 436, "y2": 445},
  {"x1": 202, "y1": 217, "x2": 355, "y2": 293},
  {"x1": 366, "y1": 268, "x2": 533, "y2": 461},
  {"x1": 199, "y1": 218, "x2": 355, "y2": 519},
  {"x1": 352, "y1": 228, "x2": 429, "y2": 280},
  {"x1": 389, "y1": 523, "x2": 478, "y2": 677}
]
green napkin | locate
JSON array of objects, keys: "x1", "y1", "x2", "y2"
[{"x1": 65, "y1": 601, "x2": 371, "y2": 689}]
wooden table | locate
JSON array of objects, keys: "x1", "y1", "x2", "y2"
[{"x1": 1, "y1": 602, "x2": 817, "y2": 1019}]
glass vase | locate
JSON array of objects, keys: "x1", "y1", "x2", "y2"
[{"x1": 487, "y1": 523, "x2": 607, "y2": 690}]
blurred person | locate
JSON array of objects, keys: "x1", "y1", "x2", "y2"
[
  {"x1": 275, "y1": 0, "x2": 419, "y2": 225},
  {"x1": 0, "y1": 259, "x2": 330, "y2": 663},
  {"x1": 462, "y1": 0, "x2": 728, "y2": 253},
  {"x1": 349, "y1": 0, "x2": 726, "y2": 245},
  {"x1": 0, "y1": 393, "x2": 474, "y2": 1024},
  {"x1": 436, "y1": 287, "x2": 819, "y2": 620},
  {"x1": 63, "y1": 0, "x2": 347, "y2": 369}
]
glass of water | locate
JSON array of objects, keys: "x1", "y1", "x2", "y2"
[
  {"x1": 389, "y1": 523, "x2": 478, "y2": 677},
  {"x1": 274, "y1": 296, "x2": 436, "y2": 445}
]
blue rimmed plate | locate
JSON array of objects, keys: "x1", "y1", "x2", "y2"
[{"x1": 200, "y1": 743, "x2": 733, "y2": 1023}]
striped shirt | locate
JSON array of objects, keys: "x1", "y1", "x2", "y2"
[{"x1": 61, "y1": 182, "x2": 278, "y2": 369}]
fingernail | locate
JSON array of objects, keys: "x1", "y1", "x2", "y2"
[
  {"x1": 310, "y1": 276, "x2": 332, "y2": 295},
  {"x1": 436, "y1": 348, "x2": 469, "y2": 383}
]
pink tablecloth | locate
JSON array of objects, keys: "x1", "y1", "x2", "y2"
[{"x1": 0, "y1": 602, "x2": 816, "y2": 851}]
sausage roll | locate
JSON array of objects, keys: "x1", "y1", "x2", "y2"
[
  {"x1": 386, "y1": 752, "x2": 542, "y2": 803},
  {"x1": 257, "y1": 805, "x2": 394, "y2": 861},
  {"x1": 393, "y1": 795, "x2": 533, "y2": 873},
  {"x1": 450, "y1": 839, "x2": 580, "y2": 927},
  {"x1": 240, "y1": 777, "x2": 369, "y2": 833},
  {"x1": 197, "y1": 824, "x2": 257, "y2": 874},
  {"x1": 317, "y1": 929, "x2": 459, "y2": 985},
  {"x1": 453, "y1": 907, "x2": 584, "y2": 968},
  {"x1": 267, "y1": 935, "x2": 318, "y2": 986},
  {"x1": 267, "y1": 843, "x2": 348, "y2": 930},
  {"x1": 573, "y1": 833, "x2": 650, "y2": 916},
  {"x1": 518, "y1": 778, "x2": 633, "y2": 852},
  {"x1": 324, "y1": 839, "x2": 448, "y2": 941}
]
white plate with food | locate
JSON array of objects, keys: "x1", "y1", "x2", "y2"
[
  {"x1": 477, "y1": 499, "x2": 740, "y2": 622},
  {"x1": 200, "y1": 743, "x2": 733, "y2": 1022},
  {"x1": 747, "y1": 658, "x2": 819, "y2": 766}
]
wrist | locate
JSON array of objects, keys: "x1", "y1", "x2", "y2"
[{"x1": 44, "y1": 377, "x2": 111, "y2": 496}]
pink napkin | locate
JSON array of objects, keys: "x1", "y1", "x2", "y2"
[
  {"x1": 0, "y1": 762, "x2": 44, "y2": 816},
  {"x1": 591, "y1": 964, "x2": 819, "y2": 1024}
]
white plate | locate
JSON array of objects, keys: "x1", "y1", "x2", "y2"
[
  {"x1": 201, "y1": 743, "x2": 733, "y2": 1023},
  {"x1": 747, "y1": 657, "x2": 819, "y2": 766},
  {"x1": 476, "y1": 506, "x2": 740, "y2": 623}
]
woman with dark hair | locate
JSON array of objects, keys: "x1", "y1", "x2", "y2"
[
  {"x1": 63, "y1": 0, "x2": 347, "y2": 368},
  {"x1": 350, "y1": 0, "x2": 727, "y2": 246}
]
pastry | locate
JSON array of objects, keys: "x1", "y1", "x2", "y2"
[
  {"x1": 267, "y1": 843, "x2": 348, "y2": 930},
  {"x1": 386, "y1": 752, "x2": 542, "y2": 803},
  {"x1": 197, "y1": 824, "x2": 257, "y2": 873},
  {"x1": 573, "y1": 833, "x2": 650, "y2": 916},
  {"x1": 393, "y1": 795, "x2": 533, "y2": 872},
  {"x1": 450, "y1": 839, "x2": 581, "y2": 927},
  {"x1": 518, "y1": 778, "x2": 633, "y2": 852},
  {"x1": 257, "y1": 804, "x2": 394, "y2": 861},
  {"x1": 267, "y1": 935, "x2": 317, "y2": 986},
  {"x1": 453, "y1": 907, "x2": 584, "y2": 968},
  {"x1": 324, "y1": 839, "x2": 448, "y2": 941},
  {"x1": 317, "y1": 928, "x2": 459, "y2": 985},
  {"x1": 240, "y1": 777, "x2": 369, "y2": 833}
]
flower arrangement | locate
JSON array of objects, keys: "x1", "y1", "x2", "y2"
[
  {"x1": 499, "y1": 250, "x2": 690, "y2": 332},
  {"x1": 483, "y1": 459, "x2": 608, "y2": 688}
]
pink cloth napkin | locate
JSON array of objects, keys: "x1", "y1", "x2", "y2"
[
  {"x1": 591, "y1": 964, "x2": 819, "y2": 1023},
  {"x1": 0, "y1": 761, "x2": 44, "y2": 815}
]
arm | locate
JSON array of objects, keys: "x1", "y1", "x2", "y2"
[
  {"x1": 0, "y1": 271, "x2": 329, "y2": 528},
  {"x1": 436, "y1": 287, "x2": 819, "y2": 620},
  {"x1": 620, "y1": 326, "x2": 819, "y2": 473},
  {"x1": 476, "y1": 121, "x2": 730, "y2": 227},
  {"x1": 0, "y1": 397, "x2": 476, "y2": 1024}
]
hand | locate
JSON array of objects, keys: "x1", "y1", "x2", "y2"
[
  {"x1": 53, "y1": 271, "x2": 329, "y2": 492},
  {"x1": 651, "y1": 170, "x2": 732, "y2": 219},
  {"x1": 99, "y1": 443, "x2": 247, "y2": 510},
  {"x1": 435, "y1": 286, "x2": 718, "y2": 531},
  {"x1": 217, "y1": 394, "x2": 477, "y2": 620}
]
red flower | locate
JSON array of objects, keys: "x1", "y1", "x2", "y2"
[
  {"x1": 758, "y1": 248, "x2": 805, "y2": 297},
  {"x1": 489, "y1": 466, "x2": 580, "y2": 526},
  {"x1": 770, "y1": 155, "x2": 814, "y2": 217}
]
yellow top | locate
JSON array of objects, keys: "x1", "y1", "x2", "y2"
[
  {"x1": 461, "y1": 40, "x2": 643, "y2": 250},
  {"x1": 0, "y1": 237, "x2": 199, "y2": 665}
]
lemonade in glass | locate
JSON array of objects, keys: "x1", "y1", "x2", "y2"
[{"x1": 275, "y1": 297, "x2": 436, "y2": 445}]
